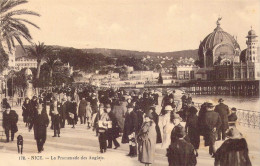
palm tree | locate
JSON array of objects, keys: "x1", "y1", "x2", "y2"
[
  {"x1": 0, "y1": 0, "x2": 40, "y2": 71},
  {"x1": 26, "y1": 42, "x2": 52, "y2": 79},
  {"x1": 45, "y1": 51, "x2": 60, "y2": 86}
]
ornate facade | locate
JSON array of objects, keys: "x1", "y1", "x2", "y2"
[{"x1": 198, "y1": 18, "x2": 260, "y2": 81}]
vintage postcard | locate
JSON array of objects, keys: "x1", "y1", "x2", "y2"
[{"x1": 0, "y1": 0, "x2": 259, "y2": 166}]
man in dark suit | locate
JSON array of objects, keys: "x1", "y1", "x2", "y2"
[
  {"x1": 214, "y1": 98, "x2": 229, "y2": 140},
  {"x1": 3, "y1": 105, "x2": 18, "y2": 142},
  {"x1": 59, "y1": 97, "x2": 67, "y2": 128},
  {"x1": 122, "y1": 103, "x2": 138, "y2": 157},
  {"x1": 203, "y1": 101, "x2": 222, "y2": 156}
]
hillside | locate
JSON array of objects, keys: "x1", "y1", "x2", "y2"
[
  {"x1": 15, "y1": 45, "x2": 198, "y2": 60},
  {"x1": 83, "y1": 48, "x2": 198, "y2": 59}
]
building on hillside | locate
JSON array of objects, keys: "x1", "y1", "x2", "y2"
[
  {"x1": 161, "y1": 73, "x2": 174, "y2": 84},
  {"x1": 197, "y1": 18, "x2": 260, "y2": 81},
  {"x1": 172, "y1": 57, "x2": 199, "y2": 82},
  {"x1": 127, "y1": 71, "x2": 159, "y2": 83},
  {"x1": 15, "y1": 56, "x2": 38, "y2": 70},
  {"x1": 173, "y1": 64, "x2": 199, "y2": 81},
  {"x1": 90, "y1": 73, "x2": 120, "y2": 85}
]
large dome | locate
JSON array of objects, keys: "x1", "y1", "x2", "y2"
[
  {"x1": 199, "y1": 26, "x2": 240, "y2": 51},
  {"x1": 198, "y1": 19, "x2": 241, "y2": 68}
]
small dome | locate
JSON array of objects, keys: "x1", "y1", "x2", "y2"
[
  {"x1": 247, "y1": 28, "x2": 257, "y2": 38},
  {"x1": 248, "y1": 29, "x2": 256, "y2": 36}
]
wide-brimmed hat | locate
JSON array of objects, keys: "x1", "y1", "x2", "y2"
[
  {"x1": 165, "y1": 105, "x2": 173, "y2": 111},
  {"x1": 218, "y1": 98, "x2": 224, "y2": 103},
  {"x1": 226, "y1": 128, "x2": 242, "y2": 139},
  {"x1": 206, "y1": 100, "x2": 214, "y2": 108}
]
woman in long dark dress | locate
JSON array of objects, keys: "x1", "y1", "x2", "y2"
[
  {"x1": 29, "y1": 104, "x2": 49, "y2": 153},
  {"x1": 185, "y1": 106, "x2": 200, "y2": 155},
  {"x1": 22, "y1": 98, "x2": 31, "y2": 127},
  {"x1": 148, "y1": 107, "x2": 162, "y2": 144}
]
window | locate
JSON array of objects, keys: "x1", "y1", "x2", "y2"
[
  {"x1": 184, "y1": 71, "x2": 189, "y2": 79},
  {"x1": 190, "y1": 71, "x2": 195, "y2": 79},
  {"x1": 178, "y1": 71, "x2": 185, "y2": 80}
]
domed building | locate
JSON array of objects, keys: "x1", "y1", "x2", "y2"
[
  {"x1": 197, "y1": 18, "x2": 260, "y2": 81},
  {"x1": 198, "y1": 18, "x2": 241, "y2": 68}
]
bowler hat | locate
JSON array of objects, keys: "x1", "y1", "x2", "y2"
[
  {"x1": 175, "y1": 125, "x2": 186, "y2": 138},
  {"x1": 231, "y1": 107, "x2": 237, "y2": 112},
  {"x1": 218, "y1": 98, "x2": 224, "y2": 103}
]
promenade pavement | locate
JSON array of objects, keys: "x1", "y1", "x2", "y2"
[{"x1": 0, "y1": 104, "x2": 259, "y2": 166}]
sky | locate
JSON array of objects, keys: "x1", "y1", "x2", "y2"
[{"x1": 18, "y1": 0, "x2": 260, "y2": 52}]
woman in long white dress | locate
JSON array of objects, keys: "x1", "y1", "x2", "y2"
[{"x1": 160, "y1": 105, "x2": 175, "y2": 148}]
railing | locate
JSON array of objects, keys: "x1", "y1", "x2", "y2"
[
  {"x1": 181, "y1": 101, "x2": 260, "y2": 129},
  {"x1": 236, "y1": 109, "x2": 260, "y2": 129}
]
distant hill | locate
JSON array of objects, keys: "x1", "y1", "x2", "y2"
[
  {"x1": 15, "y1": 45, "x2": 199, "y2": 60},
  {"x1": 83, "y1": 48, "x2": 199, "y2": 60}
]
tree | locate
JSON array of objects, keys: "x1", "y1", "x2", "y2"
[
  {"x1": 45, "y1": 51, "x2": 60, "y2": 86},
  {"x1": 0, "y1": 0, "x2": 40, "y2": 71},
  {"x1": 158, "y1": 72, "x2": 163, "y2": 84},
  {"x1": 26, "y1": 42, "x2": 52, "y2": 80}
]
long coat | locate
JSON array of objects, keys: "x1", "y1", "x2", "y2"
[
  {"x1": 151, "y1": 111, "x2": 162, "y2": 144},
  {"x1": 214, "y1": 138, "x2": 251, "y2": 166},
  {"x1": 214, "y1": 103, "x2": 229, "y2": 130},
  {"x1": 2, "y1": 110, "x2": 18, "y2": 133},
  {"x1": 160, "y1": 112, "x2": 174, "y2": 148},
  {"x1": 137, "y1": 121, "x2": 156, "y2": 164},
  {"x1": 113, "y1": 104, "x2": 125, "y2": 132},
  {"x1": 122, "y1": 111, "x2": 138, "y2": 143},
  {"x1": 167, "y1": 139, "x2": 197, "y2": 166},
  {"x1": 186, "y1": 114, "x2": 200, "y2": 149},
  {"x1": 29, "y1": 111, "x2": 49, "y2": 141},
  {"x1": 86, "y1": 105, "x2": 92, "y2": 118},
  {"x1": 59, "y1": 101, "x2": 67, "y2": 120},
  {"x1": 78, "y1": 99, "x2": 87, "y2": 117},
  {"x1": 22, "y1": 102, "x2": 31, "y2": 123},
  {"x1": 107, "y1": 111, "x2": 120, "y2": 139},
  {"x1": 203, "y1": 111, "x2": 222, "y2": 146}
]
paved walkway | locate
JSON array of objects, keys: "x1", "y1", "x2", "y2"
[{"x1": 0, "y1": 105, "x2": 259, "y2": 166}]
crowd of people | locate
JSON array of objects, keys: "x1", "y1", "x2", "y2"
[{"x1": 1, "y1": 85, "x2": 252, "y2": 166}]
